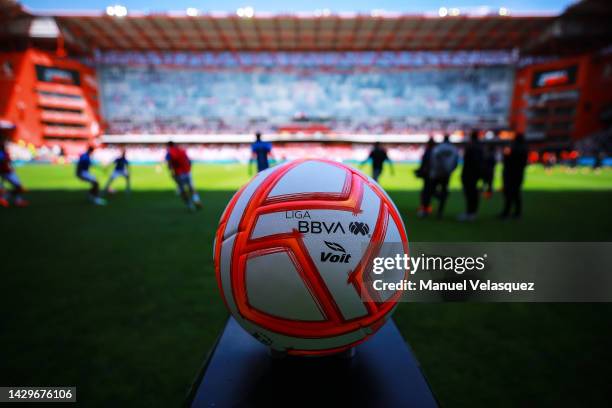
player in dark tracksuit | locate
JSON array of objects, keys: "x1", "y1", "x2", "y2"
[
  {"x1": 481, "y1": 145, "x2": 496, "y2": 199},
  {"x1": 500, "y1": 133, "x2": 528, "y2": 219},
  {"x1": 459, "y1": 131, "x2": 484, "y2": 221},
  {"x1": 429, "y1": 135, "x2": 459, "y2": 218},
  {"x1": 363, "y1": 142, "x2": 394, "y2": 182},
  {"x1": 417, "y1": 138, "x2": 436, "y2": 217}
]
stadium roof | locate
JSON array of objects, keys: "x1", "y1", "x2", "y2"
[
  {"x1": 52, "y1": 14, "x2": 552, "y2": 52},
  {"x1": 5, "y1": 0, "x2": 610, "y2": 55}
]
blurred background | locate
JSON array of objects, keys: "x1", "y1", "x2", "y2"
[{"x1": 1, "y1": 0, "x2": 611, "y2": 160}]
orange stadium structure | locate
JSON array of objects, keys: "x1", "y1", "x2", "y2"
[
  {"x1": 1, "y1": 0, "x2": 611, "y2": 150},
  {"x1": 0, "y1": 49, "x2": 100, "y2": 147}
]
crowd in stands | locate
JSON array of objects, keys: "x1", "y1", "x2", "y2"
[
  {"x1": 105, "y1": 118, "x2": 505, "y2": 136},
  {"x1": 99, "y1": 65, "x2": 513, "y2": 135}
]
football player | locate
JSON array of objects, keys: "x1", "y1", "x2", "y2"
[
  {"x1": 166, "y1": 141, "x2": 201, "y2": 211},
  {"x1": 250, "y1": 132, "x2": 272, "y2": 174},
  {"x1": 104, "y1": 148, "x2": 130, "y2": 195},
  {"x1": 0, "y1": 139, "x2": 28, "y2": 207},
  {"x1": 76, "y1": 145, "x2": 106, "y2": 205}
]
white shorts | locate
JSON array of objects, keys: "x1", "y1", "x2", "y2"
[
  {"x1": 1, "y1": 172, "x2": 21, "y2": 188},
  {"x1": 77, "y1": 171, "x2": 97, "y2": 184}
]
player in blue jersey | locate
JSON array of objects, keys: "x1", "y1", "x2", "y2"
[
  {"x1": 104, "y1": 149, "x2": 130, "y2": 195},
  {"x1": 76, "y1": 146, "x2": 106, "y2": 205},
  {"x1": 250, "y1": 132, "x2": 272, "y2": 174}
]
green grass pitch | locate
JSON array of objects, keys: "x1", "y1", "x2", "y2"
[{"x1": 1, "y1": 162, "x2": 611, "y2": 407}]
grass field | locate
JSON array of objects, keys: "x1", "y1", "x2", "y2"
[{"x1": 1, "y1": 162, "x2": 611, "y2": 407}]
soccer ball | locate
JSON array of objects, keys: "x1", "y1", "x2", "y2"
[{"x1": 214, "y1": 159, "x2": 408, "y2": 355}]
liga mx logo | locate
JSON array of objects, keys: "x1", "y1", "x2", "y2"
[{"x1": 349, "y1": 221, "x2": 370, "y2": 236}]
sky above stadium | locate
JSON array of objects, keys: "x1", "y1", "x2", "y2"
[{"x1": 22, "y1": 0, "x2": 574, "y2": 15}]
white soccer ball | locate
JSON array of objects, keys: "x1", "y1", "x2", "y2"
[{"x1": 214, "y1": 159, "x2": 408, "y2": 355}]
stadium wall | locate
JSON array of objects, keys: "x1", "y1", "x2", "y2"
[
  {"x1": 511, "y1": 51, "x2": 612, "y2": 143},
  {"x1": 4, "y1": 49, "x2": 611, "y2": 149},
  {"x1": 0, "y1": 49, "x2": 100, "y2": 146}
]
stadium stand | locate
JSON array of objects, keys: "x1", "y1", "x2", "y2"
[
  {"x1": 98, "y1": 63, "x2": 514, "y2": 135},
  {"x1": 0, "y1": 0, "x2": 611, "y2": 150}
]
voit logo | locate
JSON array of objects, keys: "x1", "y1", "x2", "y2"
[{"x1": 321, "y1": 241, "x2": 351, "y2": 263}]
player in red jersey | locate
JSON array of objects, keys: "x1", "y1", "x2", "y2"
[
  {"x1": 166, "y1": 141, "x2": 201, "y2": 211},
  {"x1": 0, "y1": 139, "x2": 28, "y2": 208}
]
